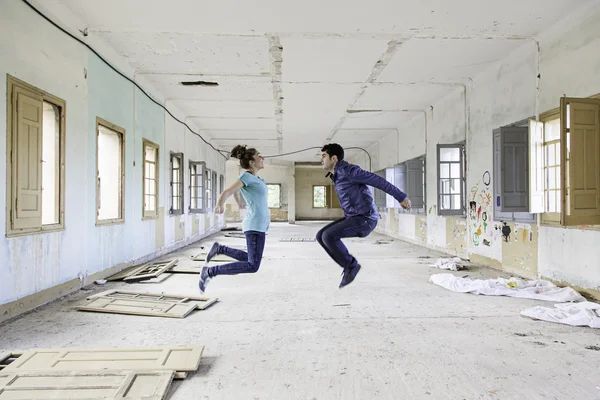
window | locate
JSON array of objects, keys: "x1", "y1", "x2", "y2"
[
  {"x1": 534, "y1": 97, "x2": 600, "y2": 226},
  {"x1": 96, "y1": 118, "x2": 125, "y2": 225},
  {"x1": 492, "y1": 122, "x2": 535, "y2": 223},
  {"x1": 267, "y1": 184, "x2": 281, "y2": 208},
  {"x1": 543, "y1": 117, "x2": 561, "y2": 215},
  {"x1": 313, "y1": 185, "x2": 328, "y2": 208},
  {"x1": 205, "y1": 169, "x2": 212, "y2": 211},
  {"x1": 212, "y1": 171, "x2": 218, "y2": 209},
  {"x1": 6, "y1": 75, "x2": 66, "y2": 236},
  {"x1": 437, "y1": 143, "x2": 466, "y2": 216},
  {"x1": 142, "y1": 139, "x2": 159, "y2": 219},
  {"x1": 395, "y1": 156, "x2": 426, "y2": 213},
  {"x1": 170, "y1": 152, "x2": 184, "y2": 215},
  {"x1": 189, "y1": 161, "x2": 205, "y2": 213}
]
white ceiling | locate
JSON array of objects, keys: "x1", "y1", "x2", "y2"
[{"x1": 38, "y1": 0, "x2": 596, "y2": 163}]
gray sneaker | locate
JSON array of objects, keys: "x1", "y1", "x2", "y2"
[{"x1": 199, "y1": 266, "x2": 212, "y2": 293}]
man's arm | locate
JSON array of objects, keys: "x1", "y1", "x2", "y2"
[{"x1": 348, "y1": 164, "x2": 409, "y2": 205}]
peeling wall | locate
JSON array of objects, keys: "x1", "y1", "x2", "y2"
[
  {"x1": 415, "y1": 215, "x2": 427, "y2": 243},
  {"x1": 0, "y1": 1, "x2": 224, "y2": 307},
  {"x1": 446, "y1": 218, "x2": 468, "y2": 257},
  {"x1": 501, "y1": 223, "x2": 538, "y2": 278},
  {"x1": 367, "y1": 5, "x2": 600, "y2": 292}
]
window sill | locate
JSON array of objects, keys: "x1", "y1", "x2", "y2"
[
  {"x1": 96, "y1": 219, "x2": 125, "y2": 227},
  {"x1": 142, "y1": 215, "x2": 159, "y2": 221},
  {"x1": 540, "y1": 221, "x2": 600, "y2": 231},
  {"x1": 442, "y1": 215, "x2": 467, "y2": 220},
  {"x1": 6, "y1": 225, "x2": 65, "y2": 238}
]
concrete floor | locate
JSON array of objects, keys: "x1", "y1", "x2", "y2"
[{"x1": 1, "y1": 221, "x2": 599, "y2": 399}]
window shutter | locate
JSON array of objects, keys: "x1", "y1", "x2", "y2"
[
  {"x1": 406, "y1": 159, "x2": 424, "y2": 209},
  {"x1": 13, "y1": 87, "x2": 43, "y2": 230},
  {"x1": 494, "y1": 130, "x2": 511, "y2": 220},
  {"x1": 500, "y1": 126, "x2": 529, "y2": 212},
  {"x1": 528, "y1": 120, "x2": 544, "y2": 213},
  {"x1": 394, "y1": 164, "x2": 407, "y2": 190},
  {"x1": 562, "y1": 97, "x2": 600, "y2": 225}
]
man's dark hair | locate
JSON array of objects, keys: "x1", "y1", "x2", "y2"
[{"x1": 321, "y1": 143, "x2": 344, "y2": 161}]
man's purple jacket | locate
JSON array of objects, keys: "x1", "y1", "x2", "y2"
[{"x1": 326, "y1": 159, "x2": 407, "y2": 220}]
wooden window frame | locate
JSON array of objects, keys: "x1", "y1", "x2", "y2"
[
  {"x1": 437, "y1": 142, "x2": 466, "y2": 217},
  {"x1": 95, "y1": 117, "x2": 126, "y2": 226},
  {"x1": 189, "y1": 161, "x2": 205, "y2": 214},
  {"x1": 142, "y1": 139, "x2": 159, "y2": 220},
  {"x1": 539, "y1": 109, "x2": 562, "y2": 226},
  {"x1": 312, "y1": 184, "x2": 329, "y2": 208},
  {"x1": 6, "y1": 75, "x2": 66, "y2": 237},
  {"x1": 537, "y1": 94, "x2": 600, "y2": 229},
  {"x1": 169, "y1": 152, "x2": 184, "y2": 216}
]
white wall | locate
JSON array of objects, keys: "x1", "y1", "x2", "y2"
[
  {"x1": 357, "y1": 5, "x2": 600, "y2": 291},
  {"x1": 0, "y1": 0, "x2": 225, "y2": 308}
]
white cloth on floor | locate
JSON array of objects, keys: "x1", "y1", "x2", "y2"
[
  {"x1": 521, "y1": 302, "x2": 600, "y2": 329},
  {"x1": 429, "y1": 273, "x2": 586, "y2": 303},
  {"x1": 430, "y1": 257, "x2": 465, "y2": 271}
]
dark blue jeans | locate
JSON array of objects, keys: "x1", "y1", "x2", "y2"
[
  {"x1": 316, "y1": 216, "x2": 378, "y2": 269},
  {"x1": 207, "y1": 231, "x2": 266, "y2": 277}
]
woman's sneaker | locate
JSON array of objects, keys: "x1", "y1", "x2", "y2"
[
  {"x1": 206, "y1": 242, "x2": 220, "y2": 263},
  {"x1": 199, "y1": 266, "x2": 212, "y2": 293}
]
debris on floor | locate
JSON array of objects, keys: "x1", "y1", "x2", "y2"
[
  {"x1": 279, "y1": 237, "x2": 316, "y2": 242},
  {"x1": 75, "y1": 289, "x2": 218, "y2": 318},
  {"x1": 106, "y1": 260, "x2": 178, "y2": 282},
  {"x1": 0, "y1": 345, "x2": 204, "y2": 397},
  {"x1": 429, "y1": 273, "x2": 586, "y2": 302},
  {"x1": 430, "y1": 257, "x2": 466, "y2": 271},
  {"x1": 224, "y1": 231, "x2": 248, "y2": 238},
  {"x1": 521, "y1": 301, "x2": 600, "y2": 329},
  {"x1": 136, "y1": 274, "x2": 173, "y2": 284}
]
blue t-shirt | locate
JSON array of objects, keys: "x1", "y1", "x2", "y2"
[{"x1": 239, "y1": 171, "x2": 270, "y2": 233}]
